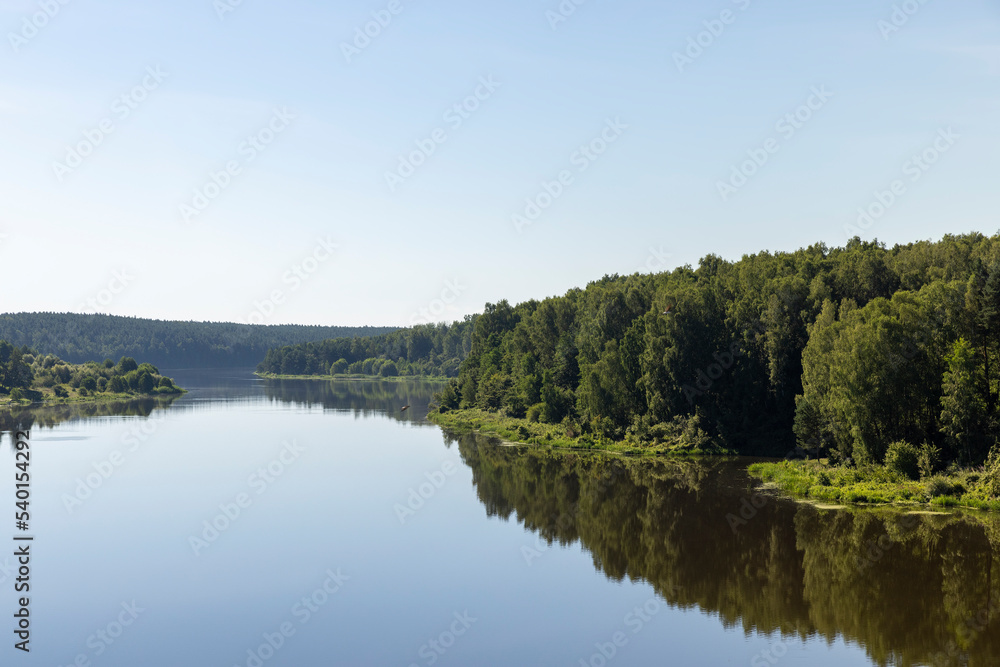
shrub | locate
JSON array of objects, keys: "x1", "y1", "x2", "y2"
[
  {"x1": 97, "y1": 377, "x2": 108, "y2": 392},
  {"x1": 10, "y1": 388, "x2": 23, "y2": 401},
  {"x1": 925, "y1": 476, "x2": 956, "y2": 498},
  {"x1": 885, "y1": 441, "x2": 920, "y2": 481},
  {"x1": 526, "y1": 403, "x2": 543, "y2": 423},
  {"x1": 80, "y1": 376, "x2": 97, "y2": 391},
  {"x1": 53, "y1": 385, "x2": 69, "y2": 398},
  {"x1": 918, "y1": 442, "x2": 941, "y2": 479}
]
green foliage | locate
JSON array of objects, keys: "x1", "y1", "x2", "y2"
[
  {"x1": 257, "y1": 321, "x2": 473, "y2": 379},
  {"x1": 0, "y1": 313, "x2": 395, "y2": 368},
  {"x1": 437, "y1": 233, "x2": 1000, "y2": 461},
  {"x1": 53, "y1": 385, "x2": 68, "y2": 398},
  {"x1": 884, "y1": 441, "x2": 920, "y2": 481}
]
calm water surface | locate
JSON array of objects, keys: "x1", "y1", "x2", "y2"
[{"x1": 1, "y1": 370, "x2": 996, "y2": 666}]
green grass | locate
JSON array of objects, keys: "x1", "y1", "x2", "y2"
[
  {"x1": 427, "y1": 408, "x2": 734, "y2": 456},
  {"x1": 748, "y1": 460, "x2": 998, "y2": 510}
]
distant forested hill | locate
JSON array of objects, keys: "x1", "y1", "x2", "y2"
[
  {"x1": 257, "y1": 320, "x2": 475, "y2": 378},
  {"x1": 0, "y1": 313, "x2": 399, "y2": 368}
]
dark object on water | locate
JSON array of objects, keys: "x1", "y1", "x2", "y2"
[{"x1": 401, "y1": 405, "x2": 410, "y2": 412}]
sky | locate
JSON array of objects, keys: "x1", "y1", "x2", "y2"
[{"x1": 1, "y1": 0, "x2": 997, "y2": 327}]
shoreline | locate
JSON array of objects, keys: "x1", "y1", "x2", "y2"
[
  {"x1": 0, "y1": 387, "x2": 186, "y2": 409},
  {"x1": 748, "y1": 460, "x2": 1000, "y2": 513},
  {"x1": 427, "y1": 408, "x2": 732, "y2": 456},
  {"x1": 256, "y1": 372, "x2": 451, "y2": 383},
  {"x1": 428, "y1": 408, "x2": 1000, "y2": 513}
]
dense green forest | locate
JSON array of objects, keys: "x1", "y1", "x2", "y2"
[
  {"x1": 0, "y1": 339, "x2": 182, "y2": 402},
  {"x1": 256, "y1": 320, "x2": 475, "y2": 378},
  {"x1": 434, "y1": 233, "x2": 1000, "y2": 468},
  {"x1": 0, "y1": 313, "x2": 397, "y2": 368}
]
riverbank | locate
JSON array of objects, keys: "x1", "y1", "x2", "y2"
[
  {"x1": 749, "y1": 460, "x2": 1000, "y2": 511},
  {"x1": 0, "y1": 385, "x2": 185, "y2": 408},
  {"x1": 256, "y1": 372, "x2": 450, "y2": 382},
  {"x1": 427, "y1": 408, "x2": 733, "y2": 455}
]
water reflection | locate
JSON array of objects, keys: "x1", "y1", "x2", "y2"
[
  {"x1": 450, "y1": 431, "x2": 1000, "y2": 667},
  {"x1": 0, "y1": 394, "x2": 181, "y2": 441}
]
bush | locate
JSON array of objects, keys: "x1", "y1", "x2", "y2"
[
  {"x1": 108, "y1": 376, "x2": 126, "y2": 393},
  {"x1": 97, "y1": 377, "x2": 108, "y2": 391},
  {"x1": 330, "y1": 358, "x2": 349, "y2": 375},
  {"x1": 925, "y1": 476, "x2": 960, "y2": 498},
  {"x1": 10, "y1": 388, "x2": 23, "y2": 401},
  {"x1": 53, "y1": 385, "x2": 69, "y2": 398},
  {"x1": 918, "y1": 442, "x2": 941, "y2": 479},
  {"x1": 526, "y1": 403, "x2": 543, "y2": 423},
  {"x1": 80, "y1": 376, "x2": 97, "y2": 391},
  {"x1": 885, "y1": 441, "x2": 921, "y2": 481}
]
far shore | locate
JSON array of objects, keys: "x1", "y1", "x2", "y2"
[{"x1": 255, "y1": 372, "x2": 451, "y2": 382}]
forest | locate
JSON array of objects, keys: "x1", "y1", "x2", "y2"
[
  {"x1": 0, "y1": 313, "x2": 397, "y2": 368},
  {"x1": 0, "y1": 339, "x2": 182, "y2": 402},
  {"x1": 432, "y1": 233, "x2": 1000, "y2": 470},
  {"x1": 256, "y1": 319, "x2": 475, "y2": 378}
]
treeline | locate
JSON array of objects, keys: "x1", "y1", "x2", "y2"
[
  {"x1": 1, "y1": 339, "x2": 182, "y2": 401},
  {"x1": 437, "y1": 232, "x2": 1000, "y2": 465},
  {"x1": 256, "y1": 320, "x2": 475, "y2": 378},
  {"x1": 0, "y1": 313, "x2": 398, "y2": 368}
]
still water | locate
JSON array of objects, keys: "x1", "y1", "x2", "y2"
[{"x1": 1, "y1": 370, "x2": 997, "y2": 666}]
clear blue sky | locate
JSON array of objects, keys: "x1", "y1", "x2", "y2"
[{"x1": 2, "y1": 0, "x2": 997, "y2": 326}]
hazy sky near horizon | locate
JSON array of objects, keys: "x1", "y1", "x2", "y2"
[{"x1": 1, "y1": 0, "x2": 998, "y2": 326}]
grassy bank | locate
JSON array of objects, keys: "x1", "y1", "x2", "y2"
[
  {"x1": 0, "y1": 385, "x2": 185, "y2": 408},
  {"x1": 256, "y1": 372, "x2": 450, "y2": 382},
  {"x1": 427, "y1": 408, "x2": 734, "y2": 456},
  {"x1": 749, "y1": 460, "x2": 1000, "y2": 511}
]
